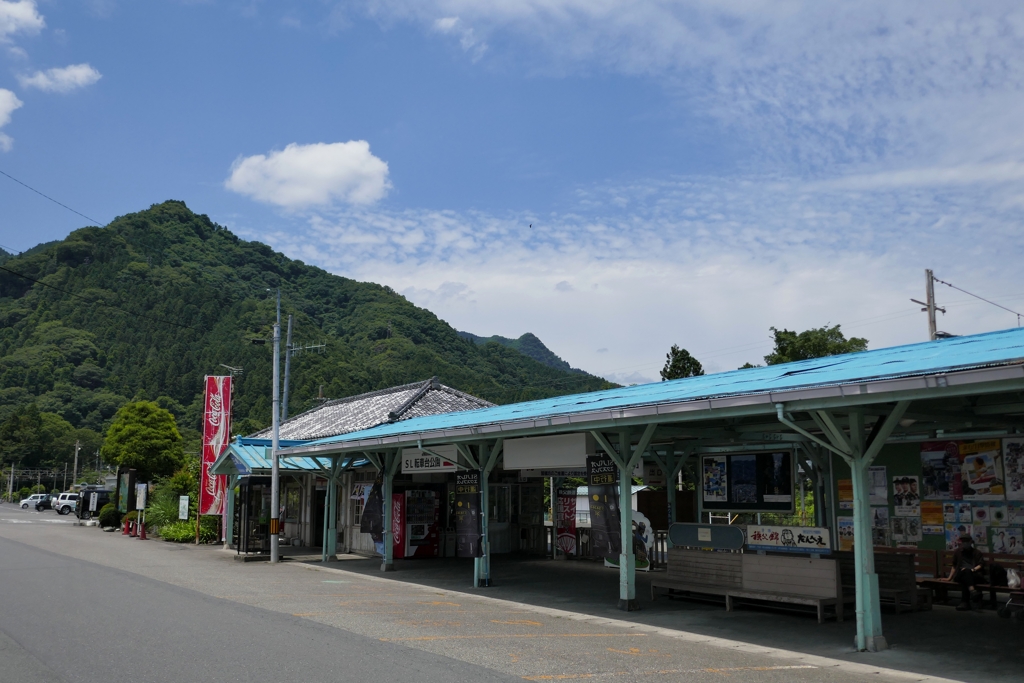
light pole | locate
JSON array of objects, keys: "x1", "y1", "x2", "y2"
[{"x1": 269, "y1": 289, "x2": 282, "y2": 563}]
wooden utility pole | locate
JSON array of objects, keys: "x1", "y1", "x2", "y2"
[
  {"x1": 71, "y1": 440, "x2": 81, "y2": 490},
  {"x1": 925, "y1": 269, "x2": 937, "y2": 341}
]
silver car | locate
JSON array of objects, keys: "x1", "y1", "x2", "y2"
[{"x1": 18, "y1": 493, "x2": 48, "y2": 509}]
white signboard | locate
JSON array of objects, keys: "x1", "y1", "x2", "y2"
[
  {"x1": 504, "y1": 433, "x2": 595, "y2": 470},
  {"x1": 518, "y1": 468, "x2": 587, "y2": 480},
  {"x1": 401, "y1": 444, "x2": 459, "y2": 473},
  {"x1": 634, "y1": 460, "x2": 667, "y2": 487},
  {"x1": 89, "y1": 492, "x2": 98, "y2": 512},
  {"x1": 746, "y1": 525, "x2": 831, "y2": 553},
  {"x1": 178, "y1": 495, "x2": 189, "y2": 520},
  {"x1": 135, "y1": 483, "x2": 147, "y2": 511}
]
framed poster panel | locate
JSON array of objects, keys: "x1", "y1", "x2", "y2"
[{"x1": 701, "y1": 451, "x2": 794, "y2": 512}]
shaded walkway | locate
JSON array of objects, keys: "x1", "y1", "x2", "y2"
[{"x1": 308, "y1": 553, "x2": 1023, "y2": 683}]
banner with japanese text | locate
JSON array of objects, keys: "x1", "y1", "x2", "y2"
[
  {"x1": 199, "y1": 375, "x2": 231, "y2": 515},
  {"x1": 556, "y1": 486, "x2": 577, "y2": 555}
]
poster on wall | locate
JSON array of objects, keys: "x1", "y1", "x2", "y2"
[
  {"x1": 960, "y1": 440, "x2": 1005, "y2": 500},
  {"x1": 871, "y1": 506, "x2": 889, "y2": 529},
  {"x1": 556, "y1": 486, "x2": 578, "y2": 556},
  {"x1": 1009, "y1": 503, "x2": 1024, "y2": 526},
  {"x1": 945, "y1": 522, "x2": 973, "y2": 549},
  {"x1": 360, "y1": 473, "x2": 385, "y2": 556},
  {"x1": 702, "y1": 456, "x2": 728, "y2": 503},
  {"x1": 199, "y1": 375, "x2": 232, "y2": 516},
  {"x1": 747, "y1": 525, "x2": 830, "y2": 553},
  {"x1": 701, "y1": 452, "x2": 793, "y2": 511},
  {"x1": 921, "y1": 442, "x2": 962, "y2": 499},
  {"x1": 892, "y1": 476, "x2": 921, "y2": 517},
  {"x1": 893, "y1": 517, "x2": 922, "y2": 543},
  {"x1": 990, "y1": 527, "x2": 1023, "y2": 554},
  {"x1": 868, "y1": 466, "x2": 888, "y2": 505},
  {"x1": 1004, "y1": 438, "x2": 1024, "y2": 500},
  {"x1": 454, "y1": 472, "x2": 482, "y2": 558},
  {"x1": 838, "y1": 518, "x2": 855, "y2": 551},
  {"x1": 587, "y1": 455, "x2": 621, "y2": 560},
  {"x1": 838, "y1": 479, "x2": 853, "y2": 510},
  {"x1": 921, "y1": 500, "x2": 943, "y2": 525},
  {"x1": 990, "y1": 503, "x2": 1009, "y2": 526}
]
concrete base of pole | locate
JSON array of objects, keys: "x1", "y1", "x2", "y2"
[
  {"x1": 617, "y1": 599, "x2": 640, "y2": 611},
  {"x1": 381, "y1": 562, "x2": 395, "y2": 572},
  {"x1": 477, "y1": 578, "x2": 493, "y2": 587},
  {"x1": 858, "y1": 636, "x2": 888, "y2": 652}
]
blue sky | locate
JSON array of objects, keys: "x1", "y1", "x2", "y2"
[{"x1": 2, "y1": 1, "x2": 1024, "y2": 383}]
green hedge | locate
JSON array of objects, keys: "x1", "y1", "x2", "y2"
[
  {"x1": 159, "y1": 516, "x2": 219, "y2": 544},
  {"x1": 98, "y1": 503, "x2": 122, "y2": 528}
]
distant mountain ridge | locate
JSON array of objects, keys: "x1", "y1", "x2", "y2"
[{"x1": 458, "y1": 331, "x2": 586, "y2": 374}]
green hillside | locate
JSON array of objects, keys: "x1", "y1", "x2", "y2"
[
  {"x1": 0, "y1": 201, "x2": 613, "y2": 468},
  {"x1": 458, "y1": 331, "x2": 584, "y2": 374}
]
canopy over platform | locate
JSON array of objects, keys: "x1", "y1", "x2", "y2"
[{"x1": 279, "y1": 327, "x2": 1024, "y2": 652}]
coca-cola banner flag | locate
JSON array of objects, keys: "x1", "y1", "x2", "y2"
[
  {"x1": 556, "y1": 486, "x2": 577, "y2": 555},
  {"x1": 199, "y1": 375, "x2": 232, "y2": 515},
  {"x1": 455, "y1": 471, "x2": 483, "y2": 558},
  {"x1": 587, "y1": 455, "x2": 621, "y2": 560}
]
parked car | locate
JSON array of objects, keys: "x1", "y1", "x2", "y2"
[
  {"x1": 54, "y1": 492, "x2": 79, "y2": 515},
  {"x1": 19, "y1": 493, "x2": 48, "y2": 509},
  {"x1": 75, "y1": 488, "x2": 112, "y2": 520},
  {"x1": 35, "y1": 495, "x2": 55, "y2": 511}
]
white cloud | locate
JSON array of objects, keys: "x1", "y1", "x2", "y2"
[
  {"x1": 0, "y1": 88, "x2": 23, "y2": 151},
  {"x1": 0, "y1": 0, "x2": 43, "y2": 42},
  {"x1": 248, "y1": 166, "x2": 1024, "y2": 382},
  {"x1": 431, "y1": 15, "x2": 486, "y2": 58},
  {"x1": 225, "y1": 141, "x2": 391, "y2": 209},
  {"x1": 18, "y1": 63, "x2": 102, "y2": 93}
]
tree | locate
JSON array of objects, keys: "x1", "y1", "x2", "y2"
[
  {"x1": 101, "y1": 401, "x2": 184, "y2": 481},
  {"x1": 763, "y1": 325, "x2": 868, "y2": 365},
  {"x1": 660, "y1": 345, "x2": 705, "y2": 381},
  {"x1": 0, "y1": 404, "x2": 45, "y2": 467}
]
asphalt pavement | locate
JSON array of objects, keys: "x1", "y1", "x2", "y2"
[{"x1": 0, "y1": 503, "x2": 1011, "y2": 683}]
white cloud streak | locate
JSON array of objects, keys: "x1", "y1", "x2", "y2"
[
  {"x1": 18, "y1": 63, "x2": 102, "y2": 93},
  {"x1": 0, "y1": 88, "x2": 23, "y2": 151},
  {"x1": 225, "y1": 141, "x2": 391, "y2": 209},
  {"x1": 0, "y1": 0, "x2": 43, "y2": 42}
]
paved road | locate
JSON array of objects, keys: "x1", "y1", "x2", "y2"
[{"x1": 0, "y1": 504, "x2": 968, "y2": 683}]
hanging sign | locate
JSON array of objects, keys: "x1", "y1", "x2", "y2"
[
  {"x1": 746, "y1": 525, "x2": 831, "y2": 553},
  {"x1": 587, "y1": 455, "x2": 621, "y2": 560},
  {"x1": 701, "y1": 452, "x2": 794, "y2": 512},
  {"x1": 454, "y1": 471, "x2": 482, "y2": 558},
  {"x1": 199, "y1": 375, "x2": 232, "y2": 516},
  {"x1": 634, "y1": 460, "x2": 666, "y2": 487},
  {"x1": 556, "y1": 486, "x2": 577, "y2": 555},
  {"x1": 401, "y1": 445, "x2": 459, "y2": 473}
]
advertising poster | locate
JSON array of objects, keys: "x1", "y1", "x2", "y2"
[
  {"x1": 1009, "y1": 503, "x2": 1024, "y2": 526},
  {"x1": 960, "y1": 440, "x2": 1005, "y2": 500},
  {"x1": 761, "y1": 452, "x2": 793, "y2": 503},
  {"x1": 747, "y1": 525, "x2": 830, "y2": 553},
  {"x1": 972, "y1": 505, "x2": 991, "y2": 525},
  {"x1": 990, "y1": 502, "x2": 1009, "y2": 526},
  {"x1": 893, "y1": 517, "x2": 922, "y2": 543},
  {"x1": 1004, "y1": 438, "x2": 1024, "y2": 500},
  {"x1": 135, "y1": 482, "x2": 147, "y2": 510},
  {"x1": 946, "y1": 522, "x2": 973, "y2": 549},
  {"x1": 872, "y1": 506, "x2": 889, "y2": 529},
  {"x1": 454, "y1": 472, "x2": 482, "y2": 558},
  {"x1": 990, "y1": 527, "x2": 1022, "y2": 554},
  {"x1": 971, "y1": 524, "x2": 988, "y2": 548},
  {"x1": 178, "y1": 495, "x2": 189, "y2": 520},
  {"x1": 892, "y1": 476, "x2": 921, "y2": 516},
  {"x1": 868, "y1": 466, "x2": 888, "y2": 505},
  {"x1": 921, "y1": 441, "x2": 962, "y2": 499},
  {"x1": 838, "y1": 479, "x2": 853, "y2": 510},
  {"x1": 199, "y1": 375, "x2": 232, "y2": 516},
  {"x1": 943, "y1": 502, "x2": 956, "y2": 522},
  {"x1": 838, "y1": 518, "x2": 855, "y2": 551},
  {"x1": 360, "y1": 473, "x2": 385, "y2": 556},
  {"x1": 702, "y1": 456, "x2": 727, "y2": 503},
  {"x1": 872, "y1": 528, "x2": 890, "y2": 546},
  {"x1": 587, "y1": 455, "x2": 621, "y2": 560},
  {"x1": 921, "y1": 500, "x2": 943, "y2": 525},
  {"x1": 555, "y1": 486, "x2": 577, "y2": 556},
  {"x1": 956, "y1": 501, "x2": 972, "y2": 521},
  {"x1": 730, "y1": 454, "x2": 757, "y2": 504}
]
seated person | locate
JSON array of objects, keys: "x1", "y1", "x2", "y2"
[{"x1": 948, "y1": 535, "x2": 986, "y2": 610}]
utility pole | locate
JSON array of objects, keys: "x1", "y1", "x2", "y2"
[
  {"x1": 63, "y1": 463, "x2": 67, "y2": 492},
  {"x1": 72, "y1": 440, "x2": 81, "y2": 490},
  {"x1": 282, "y1": 314, "x2": 293, "y2": 422},
  {"x1": 911, "y1": 269, "x2": 946, "y2": 341},
  {"x1": 270, "y1": 318, "x2": 281, "y2": 563}
]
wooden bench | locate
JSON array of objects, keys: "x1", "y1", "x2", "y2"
[
  {"x1": 836, "y1": 549, "x2": 931, "y2": 613},
  {"x1": 914, "y1": 550, "x2": 1023, "y2": 607},
  {"x1": 652, "y1": 549, "x2": 843, "y2": 623}
]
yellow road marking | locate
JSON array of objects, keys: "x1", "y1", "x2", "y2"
[
  {"x1": 521, "y1": 665, "x2": 817, "y2": 680},
  {"x1": 292, "y1": 612, "x2": 324, "y2": 617},
  {"x1": 381, "y1": 633, "x2": 646, "y2": 642},
  {"x1": 418, "y1": 601, "x2": 461, "y2": 606},
  {"x1": 492, "y1": 619, "x2": 543, "y2": 626},
  {"x1": 606, "y1": 648, "x2": 670, "y2": 657}
]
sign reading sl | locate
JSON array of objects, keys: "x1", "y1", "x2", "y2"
[{"x1": 401, "y1": 444, "x2": 459, "y2": 473}]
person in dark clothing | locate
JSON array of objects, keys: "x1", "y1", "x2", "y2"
[{"x1": 949, "y1": 535, "x2": 986, "y2": 610}]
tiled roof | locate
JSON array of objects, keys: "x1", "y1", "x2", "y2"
[{"x1": 250, "y1": 377, "x2": 494, "y2": 441}]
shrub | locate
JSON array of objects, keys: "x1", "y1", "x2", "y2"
[
  {"x1": 98, "y1": 503, "x2": 122, "y2": 528},
  {"x1": 158, "y1": 516, "x2": 220, "y2": 544}
]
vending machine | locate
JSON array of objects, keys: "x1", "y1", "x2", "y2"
[{"x1": 404, "y1": 489, "x2": 440, "y2": 558}]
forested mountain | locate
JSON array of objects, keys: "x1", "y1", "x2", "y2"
[
  {"x1": 0, "y1": 201, "x2": 613, "y2": 469},
  {"x1": 458, "y1": 331, "x2": 584, "y2": 374}
]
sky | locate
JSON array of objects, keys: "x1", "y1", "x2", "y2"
[{"x1": 2, "y1": 1, "x2": 1024, "y2": 385}]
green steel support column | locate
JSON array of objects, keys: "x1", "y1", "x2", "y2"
[
  {"x1": 618, "y1": 430, "x2": 637, "y2": 610},
  {"x1": 225, "y1": 475, "x2": 236, "y2": 547},
  {"x1": 321, "y1": 478, "x2": 330, "y2": 562},
  {"x1": 327, "y1": 460, "x2": 339, "y2": 560},
  {"x1": 849, "y1": 410, "x2": 885, "y2": 652},
  {"x1": 664, "y1": 444, "x2": 676, "y2": 548},
  {"x1": 474, "y1": 441, "x2": 502, "y2": 587}
]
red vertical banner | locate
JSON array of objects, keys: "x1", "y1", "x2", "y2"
[
  {"x1": 392, "y1": 493, "x2": 405, "y2": 559},
  {"x1": 199, "y1": 375, "x2": 232, "y2": 516},
  {"x1": 556, "y1": 486, "x2": 577, "y2": 555}
]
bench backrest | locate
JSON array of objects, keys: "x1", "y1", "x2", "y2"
[
  {"x1": 666, "y1": 548, "x2": 742, "y2": 589},
  {"x1": 741, "y1": 554, "x2": 840, "y2": 599}
]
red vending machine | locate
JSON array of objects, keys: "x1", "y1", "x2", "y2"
[{"x1": 404, "y1": 490, "x2": 440, "y2": 558}]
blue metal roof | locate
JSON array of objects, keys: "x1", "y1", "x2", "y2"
[
  {"x1": 295, "y1": 326, "x2": 1024, "y2": 449},
  {"x1": 212, "y1": 437, "x2": 370, "y2": 475}
]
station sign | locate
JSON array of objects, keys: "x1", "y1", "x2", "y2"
[{"x1": 401, "y1": 444, "x2": 459, "y2": 473}]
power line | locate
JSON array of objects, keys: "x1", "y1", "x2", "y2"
[
  {"x1": 0, "y1": 168, "x2": 104, "y2": 226},
  {"x1": 932, "y1": 275, "x2": 1023, "y2": 327},
  {"x1": 0, "y1": 263, "x2": 196, "y2": 330}
]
